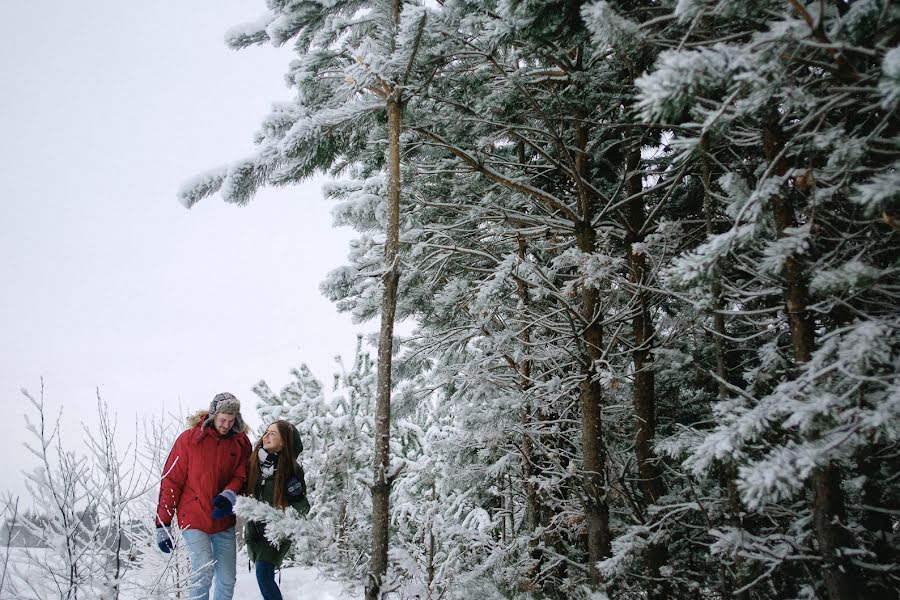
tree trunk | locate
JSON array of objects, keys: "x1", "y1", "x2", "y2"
[
  {"x1": 507, "y1": 472, "x2": 516, "y2": 539},
  {"x1": 427, "y1": 481, "x2": 436, "y2": 596},
  {"x1": 337, "y1": 495, "x2": 347, "y2": 546},
  {"x1": 701, "y1": 146, "x2": 730, "y2": 397},
  {"x1": 624, "y1": 149, "x2": 670, "y2": 599},
  {"x1": 762, "y1": 118, "x2": 859, "y2": 600},
  {"x1": 365, "y1": 94, "x2": 402, "y2": 600},
  {"x1": 517, "y1": 235, "x2": 541, "y2": 536},
  {"x1": 624, "y1": 149, "x2": 665, "y2": 507},
  {"x1": 578, "y1": 270, "x2": 611, "y2": 586},
  {"x1": 702, "y1": 145, "x2": 747, "y2": 600},
  {"x1": 574, "y1": 103, "x2": 611, "y2": 584},
  {"x1": 857, "y1": 449, "x2": 899, "y2": 600},
  {"x1": 516, "y1": 233, "x2": 547, "y2": 589},
  {"x1": 811, "y1": 464, "x2": 859, "y2": 600}
]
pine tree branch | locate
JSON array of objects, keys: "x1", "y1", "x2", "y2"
[{"x1": 413, "y1": 128, "x2": 581, "y2": 223}]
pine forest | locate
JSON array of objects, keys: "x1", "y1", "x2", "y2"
[{"x1": 175, "y1": 1, "x2": 900, "y2": 599}]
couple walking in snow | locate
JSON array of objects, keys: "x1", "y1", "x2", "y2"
[{"x1": 155, "y1": 392, "x2": 309, "y2": 600}]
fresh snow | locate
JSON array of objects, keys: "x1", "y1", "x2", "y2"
[
  {"x1": 0, "y1": 547, "x2": 355, "y2": 600},
  {"x1": 234, "y1": 562, "x2": 355, "y2": 600}
]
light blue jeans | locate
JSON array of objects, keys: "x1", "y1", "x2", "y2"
[{"x1": 181, "y1": 527, "x2": 237, "y2": 600}]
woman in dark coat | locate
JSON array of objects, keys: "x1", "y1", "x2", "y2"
[{"x1": 244, "y1": 420, "x2": 310, "y2": 600}]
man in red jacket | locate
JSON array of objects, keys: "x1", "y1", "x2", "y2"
[{"x1": 156, "y1": 392, "x2": 251, "y2": 600}]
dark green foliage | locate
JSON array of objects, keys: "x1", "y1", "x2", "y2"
[{"x1": 198, "y1": 1, "x2": 900, "y2": 598}]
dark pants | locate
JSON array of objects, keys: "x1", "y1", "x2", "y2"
[{"x1": 255, "y1": 560, "x2": 283, "y2": 600}]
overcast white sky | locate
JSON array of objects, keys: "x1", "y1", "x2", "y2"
[{"x1": 0, "y1": 1, "x2": 365, "y2": 498}]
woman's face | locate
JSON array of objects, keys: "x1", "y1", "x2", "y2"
[{"x1": 261, "y1": 424, "x2": 283, "y2": 453}]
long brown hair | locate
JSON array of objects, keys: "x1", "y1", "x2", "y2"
[{"x1": 246, "y1": 420, "x2": 300, "y2": 509}]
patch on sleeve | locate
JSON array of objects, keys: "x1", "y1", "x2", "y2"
[{"x1": 287, "y1": 475, "x2": 305, "y2": 499}]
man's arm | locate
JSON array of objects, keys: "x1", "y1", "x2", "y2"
[
  {"x1": 223, "y1": 434, "x2": 251, "y2": 493},
  {"x1": 211, "y1": 434, "x2": 251, "y2": 519},
  {"x1": 156, "y1": 431, "x2": 189, "y2": 526}
]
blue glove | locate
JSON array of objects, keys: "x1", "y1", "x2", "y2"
[
  {"x1": 212, "y1": 489, "x2": 237, "y2": 519},
  {"x1": 156, "y1": 524, "x2": 174, "y2": 553}
]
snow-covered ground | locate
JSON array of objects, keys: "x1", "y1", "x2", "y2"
[
  {"x1": 235, "y1": 563, "x2": 355, "y2": 600},
  {"x1": 0, "y1": 547, "x2": 356, "y2": 599}
]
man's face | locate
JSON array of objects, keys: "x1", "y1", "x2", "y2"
[{"x1": 214, "y1": 412, "x2": 236, "y2": 436}]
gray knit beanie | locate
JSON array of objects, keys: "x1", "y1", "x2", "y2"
[{"x1": 201, "y1": 392, "x2": 246, "y2": 434}]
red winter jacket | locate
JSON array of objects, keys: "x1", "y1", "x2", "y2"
[{"x1": 156, "y1": 419, "x2": 251, "y2": 534}]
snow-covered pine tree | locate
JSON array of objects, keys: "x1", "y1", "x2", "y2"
[
  {"x1": 253, "y1": 364, "x2": 324, "y2": 436},
  {"x1": 405, "y1": 3, "x2": 622, "y2": 587},
  {"x1": 243, "y1": 338, "x2": 429, "y2": 594},
  {"x1": 638, "y1": 2, "x2": 900, "y2": 599},
  {"x1": 183, "y1": 0, "x2": 900, "y2": 598},
  {"x1": 179, "y1": 1, "x2": 441, "y2": 594},
  {"x1": 318, "y1": 337, "x2": 376, "y2": 579}
]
